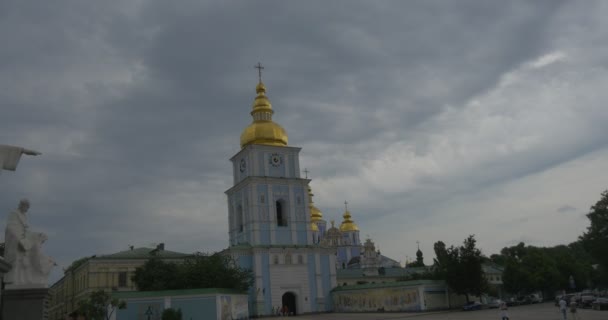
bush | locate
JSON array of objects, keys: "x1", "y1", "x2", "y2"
[{"x1": 162, "y1": 308, "x2": 182, "y2": 320}]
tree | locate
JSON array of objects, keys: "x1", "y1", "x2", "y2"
[
  {"x1": 162, "y1": 308, "x2": 182, "y2": 320},
  {"x1": 434, "y1": 236, "x2": 488, "y2": 302},
  {"x1": 581, "y1": 190, "x2": 608, "y2": 272},
  {"x1": 132, "y1": 252, "x2": 253, "y2": 291},
  {"x1": 77, "y1": 290, "x2": 126, "y2": 320},
  {"x1": 498, "y1": 241, "x2": 598, "y2": 297},
  {"x1": 131, "y1": 258, "x2": 183, "y2": 291},
  {"x1": 180, "y1": 253, "x2": 253, "y2": 291},
  {"x1": 432, "y1": 241, "x2": 449, "y2": 279}
]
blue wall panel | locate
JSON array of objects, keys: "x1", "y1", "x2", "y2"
[
  {"x1": 321, "y1": 255, "x2": 332, "y2": 310},
  {"x1": 297, "y1": 229, "x2": 307, "y2": 245},
  {"x1": 117, "y1": 299, "x2": 163, "y2": 320},
  {"x1": 275, "y1": 228, "x2": 291, "y2": 244},
  {"x1": 289, "y1": 155, "x2": 296, "y2": 178},
  {"x1": 238, "y1": 255, "x2": 253, "y2": 270},
  {"x1": 261, "y1": 253, "x2": 272, "y2": 315},
  {"x1": 172, "y1": 297, "x2": 216, "y2": 320},
  {"x1": 259, "y1": 219, "x2": 271, "y2": 245},
  {"x1": 307, "y1": 254, "x2": 318, "y2": 312}
]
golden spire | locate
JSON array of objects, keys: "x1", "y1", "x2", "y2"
[
  {"x1": 308, "y1": 185, "x2": 323, "y2": 223},
  {"x1": 240, "y1": 63, "x2": 288, "y2": 148},
  {"x1": 340, "y1": 200, "x2": 360, "y2": 232}
]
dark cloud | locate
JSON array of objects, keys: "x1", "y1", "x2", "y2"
[
  {"x1": 557, "y1": 205, "x2": 577, "y2": 214},
  {"x1": 1, "y1": 0, "x2": 606, "y2": 283}
]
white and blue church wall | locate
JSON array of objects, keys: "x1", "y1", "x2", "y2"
[
  {"x1": 227, "y1": 182, "x2": 310, "y2": 247},
  {"x1": 112, "y1": 289, "x2": 249, "y2": 320},
  {"x1": 331, "y1": 280, "x2": 452, "y2": 313}
]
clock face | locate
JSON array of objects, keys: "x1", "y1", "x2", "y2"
[
  {"x1": 239, "y1": 158, "x2": 247, "y2": 172},
  {"x1": 269, "y1": 153, "x2": 284, "y2": 167}
]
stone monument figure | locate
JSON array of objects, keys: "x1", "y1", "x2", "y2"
[
  {"x1": 4, "y1": 199, "x2": 55, "y2": 288},
  {"x1": 0, "y1": 144, "x2": 41, "y2": 172}
]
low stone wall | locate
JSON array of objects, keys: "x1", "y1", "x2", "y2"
[
  {"x1": 112, "y1": 288, "x2": 248, "y2": 320},
  {"x1": 331, "y1": 280, "x2": 460, "y2": 312}
]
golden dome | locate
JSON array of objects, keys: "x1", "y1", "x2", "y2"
[
  {"x1": 326, "y1": 220, "x2": 341, "y2": 236},
  {"x1": 311, "y1": 222, "x2": 319, "y2": 232},
  {"x1": 240, "y1": 82, "x2": 288, "y2": 148},
  {"x1": 308, "y1": 186, "x2": 324, "y2": 222},
  {"x1": 340, "y1": 209, "x2": 359, "y2": 232}
]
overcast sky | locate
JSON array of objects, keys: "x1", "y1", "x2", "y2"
[{"x1": 2, "y1": 0, "x2": 608, "y2": 283}]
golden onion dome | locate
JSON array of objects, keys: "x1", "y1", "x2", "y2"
[
  {"x1": 308, "y1": 186, "x2": 324, "y2": 222},
  {"x1": 240, "y1": 82, "x2": 288, "y2": 148},
  {"x1": 340, "y1": 209, "x2": 360, "y2": 232},
  {"x1": 325, "y1": 220, "x2": 341, "y2": 236}
]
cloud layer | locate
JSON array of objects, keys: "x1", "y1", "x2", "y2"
[{"x1": 1, "y1": 0, "x2": 607, "y2": 281}]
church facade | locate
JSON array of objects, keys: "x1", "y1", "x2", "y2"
[
  {"x1": 224, "y1": 74, "x2": 413, "y2": 316},
  {"x1": 224, "y1": 80, "x2": 337, "y2": 316}
]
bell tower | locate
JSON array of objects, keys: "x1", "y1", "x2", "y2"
[{"x1": 225, "y1": 65, "x2": 336, "y2": 316}]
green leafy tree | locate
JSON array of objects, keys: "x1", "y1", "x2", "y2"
[
  {"x1": 180, "y1": 253, "x2": 253, "y2": 291},
  {"x1": 581, "y1": 190, "x2": 608, "y2": 273},
  {"x1": 499, "y1": 241, "x2": 598, "y2": 297},
  {"x1": 161, "y1": 308, "x2": 182, "y2": 320},
  {"x1": 434, "y1": 236, "x2": 488, "y2": 302},
  {"x1": 131, "y1": 258, "x2": 183, "y2": 291},
  {"x1": 77, "y1": 290, "x2": 126, "y2": 320},
  {"x1": 132, "y1": 252, "x2": 253, "y2": 291},
  {"x1": 432, "y1": 241, "x2": 449, "y2": 279}
]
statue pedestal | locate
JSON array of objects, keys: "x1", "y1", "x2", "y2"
[{"x1": 2, "y1": 287, "x2": 49, "y2": 320}]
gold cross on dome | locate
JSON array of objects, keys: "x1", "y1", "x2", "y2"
[
  {"x1": 303, "y1": 168, "x2": 309, "y2": 179},
  {"x1": 254, "y1": 62, "x2": 264, "y2": 82}
]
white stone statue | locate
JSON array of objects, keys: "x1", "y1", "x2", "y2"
[
  {"x1": 0, "y1": 144, "x2": 41, "y2": 172},
  {"x1": 4, "y1": 199, "x2": 56, "y2": 288}
]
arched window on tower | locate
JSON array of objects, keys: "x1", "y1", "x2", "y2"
[
  {"x1": 237, "y1": 205, "x2": 244, "y2": 232},
  {"x1": 276, "y1": 200, "x2": 287, "y2": 226}
]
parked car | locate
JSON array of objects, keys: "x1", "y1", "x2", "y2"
[
  {"x1": 592, "y1": 297, "x2": 608, "y2": 311},
  {"x1": 463, "y1": 301, "x2": 483, "y2": 311},
  {"x1": 579, "y1": 294, "x2": 596, "y2": 308},
  {"x1": 488, "y1": 299, "x2": 505, "y2": 309},
  {"x1": 528, "y1": 293, "x2": 542, "y2": 303}
]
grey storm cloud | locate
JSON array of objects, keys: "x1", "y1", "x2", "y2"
[{"x1": 1, "y1": 0, "x2": 607, "y2": 283}]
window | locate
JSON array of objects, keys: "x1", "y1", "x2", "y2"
[
  {"x1": 273, "y1": 255, "x2": 279, "y2": 264},
  {"x1": 118, "y1": 272, "x2": 127, "y2": 287},
  {"x1": 276, "y1": 201, "x2": 287, "y2": 226},
  {"x1": 260, "y1": 195, "x2": 265, "y2": 204},
  {"x1": 285, "y1": 254, "x2": 292, "y2": 264},
  {"x1": 237, "y1": 205, "x2": 244, "y2": 232},
  {"x1": 297, "y1": 255, "x2": 303, "y2": 264}
]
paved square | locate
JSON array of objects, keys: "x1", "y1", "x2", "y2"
[{"x1": 274, "y1": 303, "x2": 605, "y2": 320}]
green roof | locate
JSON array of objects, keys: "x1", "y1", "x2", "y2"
[
  {"x1": 337, "y1": 266, "x2": 428, "y2": 279},
  {"x1": 482, "y1": 263, "x2": 504, "y2": 274},
  {"x1": 332, "y1": 279, "x2": 446, "y2": 292},
  {"x1": 112, "y1": 288, "x2": 246, "y2": 299},
  {"x1": 96, "y1": 247, "x2": 191, "y2": 260}
]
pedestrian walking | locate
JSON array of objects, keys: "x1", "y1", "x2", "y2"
[
  {"x1": 569, "y1": 300, "x2": 578, "y2": 320},
  {"x1": 500, "y1": 301, "x2": 509, "y2": 320},
  {"x1": 559, "y1": 296, "x2": 568, "y2": 320}
]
